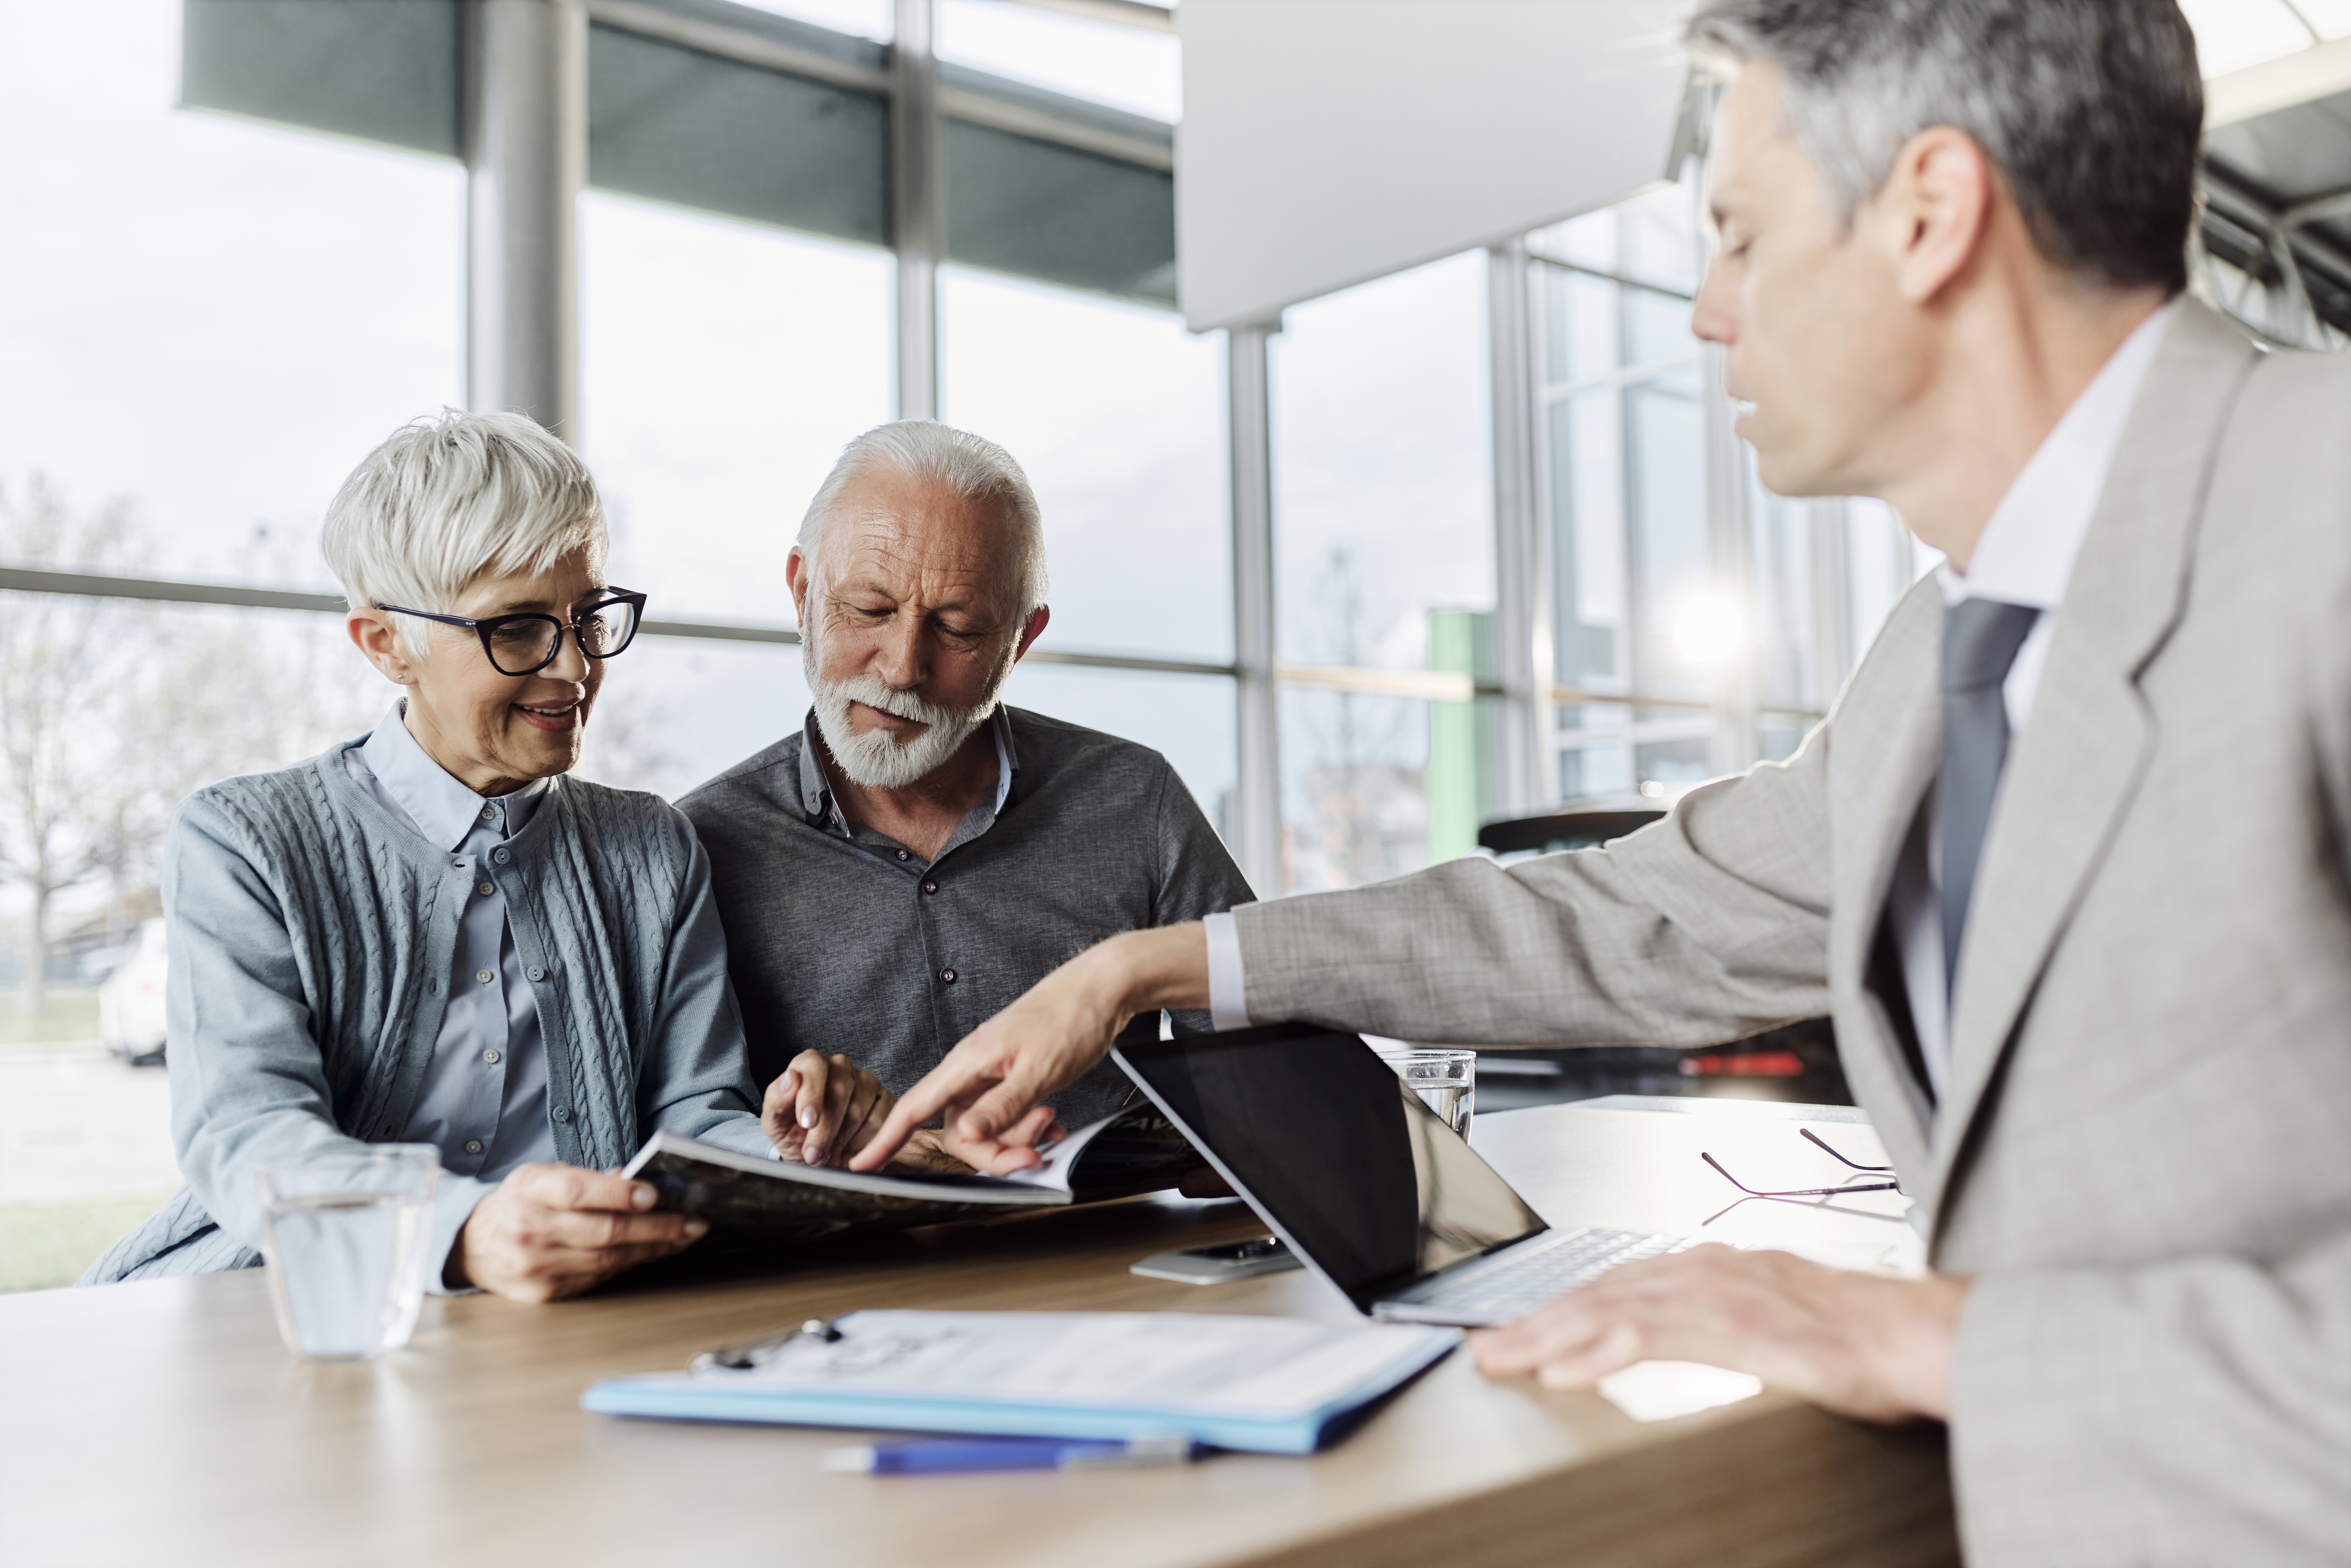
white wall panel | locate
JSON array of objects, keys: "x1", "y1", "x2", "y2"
[{"x1": 1177, "y1": 0, "x2": 1690, "y2": 330}]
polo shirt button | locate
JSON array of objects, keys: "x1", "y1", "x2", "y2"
[
  {"x1": 895, "y1": 849, "x2": 910, "y2": 862},
  {"x1": 464, "y1": 1139, "x2": 483, "y2": 1155},
  {"x1": 921, "y1": 879, "x2": 938, "y2": 895},
  {"x1": 553, "y1": 1106, "x2": 571, "y2": 1123},
  {"x1": 475, "y1": 969, "x2": 494, "y2": 985},
  {"x1": 477, "y1": 881, "x2": 495, "y2": 897},
  {"x1": 939, "y1": 967, "x2": 956, "y2": 984},
  {"x1": 492, "y1": 847, "x2": 512, "y2": 865},
  {"x1": 526, "y1": 966, "x2": 546, "y2": 982},
  {"x1": 482, "y1": 1048, "x2": 501, "y2": 1065}
]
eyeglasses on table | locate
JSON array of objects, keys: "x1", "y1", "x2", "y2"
[{"x1": 1701, "y1": 1127, "x2": 1903, "y2": 1199}]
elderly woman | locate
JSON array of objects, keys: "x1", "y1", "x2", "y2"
[{"x1": 85, "y1": 411, "x2": 893, "y2": 1301}]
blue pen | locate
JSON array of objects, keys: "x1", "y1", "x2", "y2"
[{"x1": 821, "y1": 1435, "x2": 1200, "y2": 1474}]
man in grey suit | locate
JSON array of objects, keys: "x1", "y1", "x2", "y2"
[{"x1": 855, "y1": 2, "x2": 2347, "y2": 1560}]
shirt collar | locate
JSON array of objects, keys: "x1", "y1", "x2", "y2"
[
  {"x1": 1938, "y1": 296, "x2": 2178, "y2": 612},
  {"x1": 360, "y1": 701, "x2": 546, "y2": 852},
  {"x1": 796, "y1": 707, "x2": 1020, "y2": 837}
]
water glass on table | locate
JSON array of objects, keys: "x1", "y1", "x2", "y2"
[
  {"x1": 1374, "y1": 1047, "x2": 1477, "y2": 1140},
  {"x1": 254, "y1": 1145, "x2": 439, "y2": 1361}
]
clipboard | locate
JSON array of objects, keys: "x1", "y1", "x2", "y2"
[{"x1": 582, "y1": 1309, "x2": 1460, "y2": 1455}]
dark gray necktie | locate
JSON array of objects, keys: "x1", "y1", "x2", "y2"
[{"x1": 1938, "y1": 598, "x2": 2041, "y2": 999}]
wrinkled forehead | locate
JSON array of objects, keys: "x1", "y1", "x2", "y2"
[{"x1": 820, "y1": 472, "x2": 1022, "y2": 610}]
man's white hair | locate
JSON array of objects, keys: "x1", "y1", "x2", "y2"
[
  {"x1": 796, "y1": 420, "x2": 1048, "y2": 614},
  {"x1": 321, "y1": 409, "x2": 608, "y2": 640}
]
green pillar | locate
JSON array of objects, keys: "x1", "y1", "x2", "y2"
[{"x1": 1427, "y1": 609, "x2": 1492, "y2": 864}]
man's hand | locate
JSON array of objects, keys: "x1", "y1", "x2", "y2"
[
  {"x1": 763, "y1": 1050, "x2": 896, "y2": 1167},
  {"x1": 849, "y1": 924, "x2": 1211, "y2": 1174},
  {"x1": 449, "y1": 1164, "x2": 707, "y2": 1303},
  {"x1": 1469, "y1": 1246, "x2": 1970, "y2": 1423}
]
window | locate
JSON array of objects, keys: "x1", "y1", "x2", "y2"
[
  {"x1": 1273, "y1": 253, "x2": 1494, "y2": 671},
  {"x1": 582, "y1": 195, "x2": 893, "y2": 629},
  {"x1": 941, "y1": 268, "x2": 1227, "y2": 663},
  {"x1": 1532, "y1": 175, "x2": 1912, "y2": 803},
  {"x1": 0, "y1": 1, "x2": 463, "y2": 587},
  {"x1": 1269, "y1": 251, "x2": 1493, "y2": 889},
  {"x1": 937, "y1": 0, "x2": 1180, "y2": 122}
]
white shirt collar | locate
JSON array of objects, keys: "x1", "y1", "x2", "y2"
[
  {"x1": 1937, "y1": 298, "x2": 2178, "y2": 612},
  {"x1": 360, "y1": 702, "x2": 546, "y2": 851}
]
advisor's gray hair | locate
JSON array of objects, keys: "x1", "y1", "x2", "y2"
[
  {"x1": 796, "y1": 421, "x2": 1048, "y2": 614},
  {"x1": 1685, "y1": 0, "x2": 2201, "y2": 293},
  {"x1": 322, "y1": 410, "x2": 607, "y2": 639}
]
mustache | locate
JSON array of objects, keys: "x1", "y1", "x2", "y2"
[{"x1": 829, "y1": 674, "x2": 972, "y2": 731}]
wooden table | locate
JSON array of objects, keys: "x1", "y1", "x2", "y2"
[{"x1": 0, "y1": 1099, "x2": 1959, "y2": 1568}]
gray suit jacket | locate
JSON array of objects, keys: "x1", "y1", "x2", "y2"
[{"x1": 1230, "y1": 299, "x2": 2351, "y2": 1566}]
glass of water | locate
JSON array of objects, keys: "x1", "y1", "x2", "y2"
[
  {"x1": 254, "y1": 1145, "x2": 439, "y2": 1361},
  {"x1": 1375, "y1": 1047, "x2": 1477, "y2": 1140}
]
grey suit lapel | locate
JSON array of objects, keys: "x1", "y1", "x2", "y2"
[
  {"x1": 1929, "y1": 301, "x2": 2261, "y2": 1216},
  {"x1": 1831, "y1": 582, "x2": 1943, "y2": 1176}
]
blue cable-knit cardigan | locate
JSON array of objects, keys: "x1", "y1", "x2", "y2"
[{"x1": 82, "y1": 742, "x2": 771, "y2": 1286}]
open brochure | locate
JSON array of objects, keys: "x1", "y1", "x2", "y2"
[{"x1": 619, "y1": 1101, "x2": 1203, "y2": 1240}]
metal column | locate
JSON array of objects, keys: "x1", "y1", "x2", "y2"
[
  {"x1": 1486, "y1": 239, "x2": 1550, "y2": 815},
  {"x1": 1227, "y1": 323, "x2": 1281, "y2": 899},
  {"x1": 891, "y1": 0, "x2": 943, "y2": 421},
  {"x1": 464, "y1": 0, "x2": 586, "y2": 439}
]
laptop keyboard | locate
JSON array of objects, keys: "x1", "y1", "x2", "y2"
[{"x1": 1421, "y1": 1228, "x2": 1682, "y2": 1320}]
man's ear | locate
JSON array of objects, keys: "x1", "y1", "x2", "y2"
[
  {"x1": 1875, "y1": 125, "x2": 1993, "y2": 307},
  {"x1": 786, "y1": 547, "x2": 812, "y2": 624},
  {"x1": 347, "y1": 609, "x2": 414, "y2": 685},
  {"x1": 1014, "y1": 604, "x2": 1050, "y2": 661}
]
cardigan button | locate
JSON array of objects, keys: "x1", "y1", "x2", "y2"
[
  {"x1": 553, "y1": 1106, "x2": 571, "y2": 1123},
  {"x1": 492, "y1": 846, "x2": 512, "y2": 866},
  {"x1": 939, "y1": 967, "x2": 957, "y2": 984},
  {"x1": 526, "y1": 965, "x2": 546, "y2": 983}
]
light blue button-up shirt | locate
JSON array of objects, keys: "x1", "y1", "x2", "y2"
[{"x1": 342, "y1": 704, "x2": 558, "y2": 1183}]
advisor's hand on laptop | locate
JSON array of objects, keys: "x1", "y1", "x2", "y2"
[
  {"x1": 1468, "y1": 1245, "x2": 1971, "y2": 1423},
  {"x1": 764, "y1": 1050, "x2": 895, "y2": 1168},
  {"x1": 849, "y1": 923, "x2": 1214, "y2": 1175}
]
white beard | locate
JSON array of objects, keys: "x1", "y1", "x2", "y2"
[{"x1": 803, "y1": 613, "x2": 1012, "y2": 790}]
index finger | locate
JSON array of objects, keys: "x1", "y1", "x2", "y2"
[{"x1": 847, "y1": 1040, "x2": 1003, "y2": 1170}]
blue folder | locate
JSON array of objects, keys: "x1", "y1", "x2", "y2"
[{"x1": 582, "y1": 1311, "x2": 1461, "y2": 1455}]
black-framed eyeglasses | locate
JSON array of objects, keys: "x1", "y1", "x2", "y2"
[
  {"x1": 1701, "y1": 1127, "x2": 1903, "y2": 1199},
  {"x1": 377, "y1": 589, "x2": 647, "y2": 677}
]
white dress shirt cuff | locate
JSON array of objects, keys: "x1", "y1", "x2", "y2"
[{"x1": 1203, "y1": 911, "x2": 1252, "y2": 1031}]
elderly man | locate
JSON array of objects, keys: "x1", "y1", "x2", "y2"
[
  {"x1": 860, "y1": 3, "x2": 2349, "y2": 1561},
  {"x1": 677, "y1": 422, "x2": 1253, "y2": 1160}
]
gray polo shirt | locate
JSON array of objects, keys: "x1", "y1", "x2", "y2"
[{"x1": 677, "y1": 706, "x2": 1257, "y2": 1127}]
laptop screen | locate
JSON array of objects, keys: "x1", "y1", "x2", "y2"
[{"x1": 1113, "y1": 1026, "x2": 1548, "y2": 1312}]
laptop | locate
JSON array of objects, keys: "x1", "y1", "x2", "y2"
[{"x1": 1113, "y1": 1024, "x2": 1684, "y2": 1328}]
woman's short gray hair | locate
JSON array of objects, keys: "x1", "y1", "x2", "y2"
[
  {"x1": 1684, "y1": 0, "x2": 2201, "y2": 294},
  {"x1": 797, "y1": 421, "x2": 1048, "y2": 614},
  {"x1": 322, "y1": 410, "x2": 608, "y2": 633}
]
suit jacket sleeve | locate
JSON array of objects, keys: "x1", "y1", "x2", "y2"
[
  {"x1": 1230, "y1": 722, "x2": 1836, "y2": 1046},
  {"x1": 1148, "y1": 759, "x2": 1263, "y2": 1038}
]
